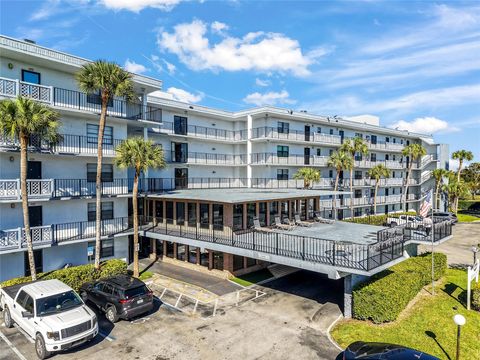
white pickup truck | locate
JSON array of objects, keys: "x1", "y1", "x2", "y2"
[
  {"x1": 0, "y1": 279, "x2": 98, "y2": 359},
  {"x1": 386, "y1": 215, "x2": 432, "y2": 231}
]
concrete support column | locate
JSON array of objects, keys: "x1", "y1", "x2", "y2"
[
  {"x1": 208, "y1": 250, "x2": 213, "y2": 270},
  {"x1": 173, "y1": 201, "x2": 177, "y2": 225},
  {"x1": 266, "y1": 201, "x2": 270, "y2": 226},
  {"x1": 173, "y1": 243, "x2": 178, "y2": 259},
  {"x1": 344, "y1": 274, "x2": 353, "y2": 319},
  {"x1": 153, "y1": 200, "x2": 157, "y2": 226},
  {"x1": 185, "y1": 245, "x2": 189, "y2": 262},
  {"x1": 162, "y1": 240, "x2": 167, "y2": 258},
  {"x1": 247, "y1": 114, "x2": 253, "y2": 188},
  {"x1": 196, "y1": 248, "x2": 201, "y2": 265},
  {"x1": 149, "y1": 238, "x2": 157, "y2": 260},
  {"x1": 243, "y1": 203, "x2": 248, "y2": 229},
  {"x1": 223, "y1": 253, "x2": 234, "y2": 273}
]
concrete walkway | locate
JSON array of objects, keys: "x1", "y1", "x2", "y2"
[{"x1": 139, "y1": 259, "x2": 242, "y2": 296}]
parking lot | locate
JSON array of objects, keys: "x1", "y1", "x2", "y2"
[{"x1": 0, "y1": 271, "x2": 344, "y2": 360}]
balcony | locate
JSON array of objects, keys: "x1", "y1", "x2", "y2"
[
  {"x1": 0, "y1": 133, "x2": 122, "y2": 157},
  {"x1": 0, "y1": 179, "x2": 54, "y2": 200},
  {"x1": 158, "y1": 122, "x2": 247, "y2": 142},
  {"x1": 343, "y1": 194, "x2": 417, "y2": 207},
  {"x1": 251, "y1": 127, "x2": 342, "y2": 145},
  {"x1": 169, "y1": 151, "x2": 247, "y2": 166},
  {"x1": 366, "y1": 141, "x2": 404, "y2": 152},
  {"x1": 0, "y1": 77, "x2": 162, "y2": 123},
  {"x1": 250, "y1": 153, "x2": 310, "y2": 166},
  {"x1": 354, "y1": 159, "x2": 404, "y2": 169},
  {"x1": 414, "y1": 154, "x2": 437, "y2": 169},
  {"x1": 0, "y1": 217, "x2": 131, "y2": 251}
]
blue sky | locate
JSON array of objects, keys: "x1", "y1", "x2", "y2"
[{"x1": 1, "y1": 0, "x2": 479, "y2": 164}]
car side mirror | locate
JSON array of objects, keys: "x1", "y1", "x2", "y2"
[{"x1": 22, "y1": 311, "x2": 33, "y2": 318}]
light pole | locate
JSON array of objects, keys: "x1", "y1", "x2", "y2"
[
  {"x1": 453, "y1": 314, "x2": 466, "y2": 360},
  {"x1": 471, "y1": 245, "x2": 479, "y2": 265}
]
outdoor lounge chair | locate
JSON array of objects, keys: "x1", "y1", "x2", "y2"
[
  {"x1": 274, "y1": 216, "x2": 295, "y2": 231},
  {"x1": 294, "y1": 214, "x2": 313, "y2": 227},
  {"x1": 253, "y1": 217, "x2": 274, "y2": 233},
  {"x1": 314, "y1": 212, "x2": 335, "y2": 224}
]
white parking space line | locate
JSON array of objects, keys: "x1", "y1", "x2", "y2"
[
  {"x1": 98, "y1": 331, "x2": 115, "y2": 342},
  {"x1": 0, "y1": 330, "x2": 28, "y2": 360},
  {"x1": 13, "y1": 324, "x2": 34, "y2": 343}
]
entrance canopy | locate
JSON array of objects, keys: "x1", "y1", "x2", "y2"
[{"x1": 146, "y1": 188, "x2": 350, "y2": 204}]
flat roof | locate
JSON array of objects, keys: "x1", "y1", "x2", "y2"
[{"x1": 148, "y1": 188, "x2": 349, "y2": 204}]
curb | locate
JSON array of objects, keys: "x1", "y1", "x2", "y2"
[{"x1": 326, "y1": 313, "x2": 344, "y2": 352}]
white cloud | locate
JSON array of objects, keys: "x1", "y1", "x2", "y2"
[
  {"x1": 99, "y1": 0, "x2": 182, "y2": 12},
  {"x1": 124, "y1": 59, "x2": 148, "y2": 74},
  {"x1": 390, "y1": 117, "x2": 459, "y2": 135},
  {"x1": 255, "y1": 78, "x2": 270, "y2": 87},
  {"x1": 211, "y1": 21, "x2": 229, "y2": 34},
  {"x1": 157, "y1": 20, "x2": 313, "y2": 76},
  {"x1": 243, "y1": 90, "x2": 295, "y2": 106},
  {"x1": 166, "y1": 87, "x2": 204, "y2": 103},
  {"x1": 162, "y1": 59, "x2": 176, "y2": 75}
]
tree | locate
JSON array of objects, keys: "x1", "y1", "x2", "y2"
[
  {"x1": 461, "y1": 162, "x2": 479, "y2": 200},
  {"x1": 76, "y1": 61, "x2": 135, "y2": 270},
  {"x1": 367, "y1": 164, "x2": 390, "y2": 214},
  {"x1": 401, "y1": 143, "x2": 426, "y2": 211},
  {"x1": 0, "y1": 97, "x2": 60, "y2": 280},
  {"x1": 115, "y1": 137, "x2": 166, "y2": 277},
  {"x1": 443, "y1": 176, "x2": 470, "y2": 213},
  {"x1": 452, "y1": 150, "x2": 474, "y2": 182},
  {"x1": 328, "y1": 151, "x2": 353, "y2": 219},
  {"x1": 293, "y1": 167, "x2": 321, "y2": 189},
  {"x1": 340, "y1": 137, "x2": 369, "y2": 218},
  {"x1": 432, "y1": 168, "x2": 450, "y2": 210}
]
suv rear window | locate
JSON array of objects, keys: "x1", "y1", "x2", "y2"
[{"x1": 124, "y1": 285, "x2": 149, "y2": 299}]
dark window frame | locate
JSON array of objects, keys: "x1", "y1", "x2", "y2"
[
  {"x1": 277, "y1": 145, "x2": 289, "y2": 158},
  {"x1": 21, "y1": 69, "x2": 41, "y2": 84}
]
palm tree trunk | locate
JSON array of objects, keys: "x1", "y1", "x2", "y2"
[
  {"x1": 374, "y1": 182, "x2": 379, "y2": 214},
  {"x1": 350, "y1": 168, "x2": 354, "y2": 218},
  {"x1": 435, "y1": 182, "x2": 440, "y2": 211},
  {"x1": 133, "y1": 168, "x2": 139, "y2": 277},
  {"x1": 403, "y1": 162, "x2": 413, "y2": 212},
  {"x1": 333, "y1": 170, "x2": 340, "y2": 220},
  {"x1": 94, "y1": 100, "x2": 108, "y2": 270},
  {"x1": 20, "y1": 135, "x2": 36, "y2": 280},
  {"x1": 457, "y1": 160, "x2": 463, "y2": 183}
]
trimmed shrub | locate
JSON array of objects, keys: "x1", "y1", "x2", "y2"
[
  {"x1": 0, "y1": 259, "x2": 127, "y2": 291},
  {"x1": 345, "y1": 212, "x2": 417, "y2": 226},
  {"x1": 458, "y1": 200, "x2": 480, "y2": 213},
  {"x1": 353, "y1": 253, "x2": 447, "y2": 323},
  {"x1": 472, "y1": 281, "x2": 480, "y2": 311}
]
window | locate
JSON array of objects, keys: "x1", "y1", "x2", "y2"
[
  {"x1": 370, "y1": 189, "x2": 375, "y2": 197},
  {"x1": 88, "y1": 202, "x2": 113, "y2": 221},
  {"x1": 155, "y1": 201, "x2": 164, "y2": 222},
  {"x1": 188, "y1": 203, "x2": 196, "y2": 226},
  {"x1": 22, "y1": 69, "x2": 41, "y2": 84},
  {"x1": 354, "y1": 190, "x2": 362, "y2": 198},
  {"x1": 176, "y1": 202, "x2": 185, "y2": 225},
  {"x1": 277, "y1": 169, "x2": 289, "y2": 180},
  {"x1": 166, "y1": 201, "x2": 174, "y2": 223},
  {"x1": 86, "y1": 91, "x2": 113, "y2": 107},
  {"x1": 233, "y1": 204, "x2": 243, "y2": 230},
  {"x1": 233, "y1": 255, "x2": 244, "y2": 271},
  {"x1": 316, "y1": 148, "x2": 321, "y2": 156},
  {"x1": 329, "y1": 170, "x2": 333, "y2": 178},
  {"x1": 173, "y1": 116, "x2": 188, "y2": 135},
  {"x1": 370, "y1": 153, "x2": 377, "y2": 162},
  {"x1": 329, "y1": 149, "x2": 334, "y2": 156},
  {"x1": 355, "y1": 171, "x2": 362, "y2": 180},
  {"x1": 386, "y1": 137, "x2": 390, "y2": 143},
  {"x1": 277, "y1": 122, "x2": 289, "y2": 134},
  {"x1": 213, "y1": 204, "x2": 224, "y2": 230},
  {"x1": 24, "y1": 295, "x2": 34, "y2": 313},
  {"x1": 87, "y1": 163, "x2": 113, "y2": 182},
  {"x1": 277, "y1": 145, "x2": 289, "y2": 157},
  {"x1": 355, "y1": 133, "x2": 363, "y2": 138},
  {"x1": 200, "y1": 203, "x2": 210, "y2": 229},
  {"x1": 87, "y1": 124, "x2": 113, "y2": 145},
  {"x1": 102, "y1": 283, "x2": 114, "y2": 295},
  {"x1": 88, "y1": 239, "x2": 114, "y2": 260},
  {"x1": 317, "y1": 127, "x2": 322, "y2": 133},
  {"x1": 269, "y1": 202, "x2": 278, "y2": 225},
  {"x1": 16, "y1": 290, "x2": 28, "y2": 308},
  {"x1": 329, "y1": 129, "x2": 334, "y2": 135}
]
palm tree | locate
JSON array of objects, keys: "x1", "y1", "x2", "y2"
[
  {"x1": 293, "y1": 167, "x2": 321, "y2": 189},
  {"x1": 367, "y1": 164, "x2": 390, "y2": 214},
  {"x1": 432, "y1": 168, "x2": 450, "y2": 210},
  {"x1": 452, "y1": 150, "x2": 474, "y2": 182},
  {"x1": 76, "y1": 61, "x2": 135, "y2": 270},
  {"x1": 0, "y1": 97, "x2": 60, "y2": 280},
  {"x1": 328, "y1": 151, "x2": 353, "y2": 219},
  {"x1": 115, "y1": 137, "x2": 166, "y2": 277},
  {"x1": 444, "y1": 176, "x2": 470, "y2": 213},
  {"x1": 462, "y1": 163, "x2": 480, "y2": 199},
  {"x1": 401, "y1": 143, "x2": 426, "y2": 211},
  {"x1": 340, "y1": 137, "x2": 368, "y2": 217}
]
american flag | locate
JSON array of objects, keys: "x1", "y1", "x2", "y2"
[{"x1": 420, "y1": 190, "x2": 433, "y2": 218}]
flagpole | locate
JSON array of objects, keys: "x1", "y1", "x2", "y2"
[{"x1": 431, "y1": 189, "x2": 435, "y2": 295}]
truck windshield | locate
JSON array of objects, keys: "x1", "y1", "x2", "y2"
[{"x1": 36, "y1": 291, "x2": 83, "y2": 316}]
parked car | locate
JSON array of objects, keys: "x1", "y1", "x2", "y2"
[
  {"x1": 0, "y1": 279, "x2": 98, "y2": 359},
  {"x1": 79, "y1": 275, "x2": 153, "y2": 323},
  {"x1": 343, "y1": 341, "x2": 440, "y2": 359},
  {"x1": 386, "y1": 215, "x2": 431, "y2": 230},
  {"x1": 428, "y1": 212, "x2": 458, "y2": 224}
]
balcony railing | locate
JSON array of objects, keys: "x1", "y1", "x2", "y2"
[
  {"x1": 0, "y1": 77, "x2": 162, "y2": 123},
  {"x1": 366, "y1": 141, "x2": 404, "y2": 152},
  {"x1": 169, "y1": 151, "x2": 247, "y2": 165},
  {"x1": 0, "y1": 133, "x2": 122, "y2": 157},
  {"x1": 158, "y1": 122, "x2": 247, "y2": 141},
  {"x1": 0, "y1": 179, "x2": 54, "y2": 200},
  {"x1": 251, "y1": 127, "x2": 342, "y2": 145},
  {"x1": 250, "y1": 153, "x2": 312, "y2": 166},
  {"x1": 353, "y1": 159, "x2": 404, "y2": 169},
  {"x1": 0, "y1": 217, "x2": 131, "y2": 251}
]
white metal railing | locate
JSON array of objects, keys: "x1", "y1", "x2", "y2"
[
  {"x1": 420, "y1": 171, "x2": 432, "y2": 183},
  {"x1": 0, "y1": 77, "x2": 16, "y2": 97},
  {"x1": 0, "y1": 77, "x2": 53, "y2": 103},
  {"x1": 0, "y1": 225, "x2": 53, "y2": 250},
  {"x1": 0, "y1": 179, "x2": 54, "y2": 200},
  {"x1": 367, "y1": 142, "x2": 404, "y2": 152},
  {"x1": 313, "y1": 132, "x2": 342, "y2": 145}
]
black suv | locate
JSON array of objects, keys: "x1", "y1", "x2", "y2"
[{"x1": 80, "y1": 275, "x2": 154, "y2": 323}]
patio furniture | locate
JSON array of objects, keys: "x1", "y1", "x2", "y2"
[
  {"x1": 274, "y1": 216, "x2": 295, "y2": 231},
  {"x1": 294, "y1": 214, "x2": 313, "y2": 227},
  {"x1": 314, "y1": 211, "x2": 335, "y2": 224},
  {"x1": 253, "y1": 217, "x2": 274, "y2": 233}
]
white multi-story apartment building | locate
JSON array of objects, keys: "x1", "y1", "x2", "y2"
[{"x1": 0, "y1": 36, "x2": 449, "y2": 283}]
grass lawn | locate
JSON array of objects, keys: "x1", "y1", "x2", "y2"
[
  {"x1": 230, "y1": 268, "x2": 273, "y2": 287},
  {"x1": 332, "y1": 269, "x2": 480, "y2": 360},
  {"x1": 457, "y1": 213, "x2": 480, "y2": 222},
  {"x1": 138, "y1": 270, "x2": 154, "y2": 281}
]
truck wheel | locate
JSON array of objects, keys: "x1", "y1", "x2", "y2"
[
  {"x1": 35, "y1": 334, "x2": 51, "y2": 360},
  {"x1": 3, "y1": 306, "x2": 13, "y2": 328},
  {"x1": 106, "y1": 305, "x2": 118, "y2": 323}
]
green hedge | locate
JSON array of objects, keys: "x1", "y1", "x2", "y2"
[
  {"x1": 353, "y1": 253, "x2": 447, "y2": 323},
  {"x1": 0, "y1": 259, "x2": 127, "y2": 291},
  {"x1": 473, "y1": 281, "x2": 480, "y2": 311},
  {"x1": 458, "y1": 200, "x2": 480, "y2": 212}
]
